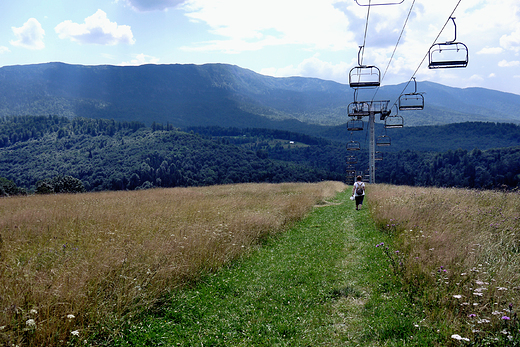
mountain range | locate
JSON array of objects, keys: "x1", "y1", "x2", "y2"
[{"x1": 1, "y1": 62, "x2": 520, "y2": 130}]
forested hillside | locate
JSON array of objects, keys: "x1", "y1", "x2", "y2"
[
  {"x1": 1, "y1": 63, "x2": 519, "y2": 130},
  {"x1": 0, "y1": 116, "x2": 338, "y2": 192},
  {"x1": 1, "y1": 116, "x2": 520, "y2": 193}
]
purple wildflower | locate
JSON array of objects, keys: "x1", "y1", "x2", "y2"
[{"x1": 502, "y1": 316, "x2": 511, "y2": 320}]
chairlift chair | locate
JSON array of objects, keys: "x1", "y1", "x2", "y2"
[
  {"x1": 347, "y1": 118, "x2": 364, "y2": 131},
  {"x1": 349, "y1": 46, "x2": 381, "y2": 88},
  {"x1": 399, "y1": 93, "x2": 425, "y2": 110},
  {"x1": 349, "y1": 66, "x2": 381, "y2": 88},
  {"x1": 346, "y1": 140, "x2": 361, "y2": 151},
  {"x1": 399, "y1": 78, "x2": 425, "y2": 110},
  {"x1": 375, "y1": 151, "x2": 383, "y2": 161},
  {"x1": 428, "y1": 18, "x2": 469, "y2": 69},
  {"x1": 376, "y1": 135, "x2": 391, "y2": 146},
  {"x1": 346, "y1": 155, "x2": 358, "y2": 165},
  {"x1": 384, "y1": 115, "x2": 404, "y2": 129}
]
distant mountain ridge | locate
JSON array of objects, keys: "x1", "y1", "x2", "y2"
[{"x1": 1, "y1": 62, "x2": 519, "y2": 128}]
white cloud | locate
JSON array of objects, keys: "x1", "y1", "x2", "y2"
[
  {"x1": 500, "y1": 24, "x2": 520, "y2": 52},
  {"x1": 55, "y1": 9, "x2": 135, "y2": 45},
  {"x1": 10, "y1": 18, "x2": 45, "y2": 50},
  {"x1": 118, "y1": 0, "x2": 187, "y2": 12},
  {"x1": 261, "y1": 55, "x2": 351, "y2": 83},
  {"x1": 181, "y1": 0, "x2": 354, "y2": 53},
  {"x1": 120, "y1": 53, "x2": 160, "y2": 65},
  {"x1": 477, "y1": 47, "x2": 503, "y2": 55},
  {"x1": 0, "y1": 46, "x2": 10, "y2": 54},
  {"x1": 498, "y1": 59, "x2": 520, "y2": 67}
]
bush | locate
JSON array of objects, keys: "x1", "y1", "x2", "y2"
[
  {"x1": 36, "y1": 175, "x2": 86, "y2": 194},
  {"x1": 0, "y1": 177, "x2": 26, "y2": 196}
]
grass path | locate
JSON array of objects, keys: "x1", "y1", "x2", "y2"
[{"x1": 108, "y1": 190, "x2": 410, "y2": 346}]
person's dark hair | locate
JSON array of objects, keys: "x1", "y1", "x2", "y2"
[{"x1": 356, "y1": 175, "x2": 362, "y2": 181}]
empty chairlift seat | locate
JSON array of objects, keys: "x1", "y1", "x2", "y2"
[
  {"x1": 376, "y1": 135, "x2": 391, "y2": 146},
  {"x1": 346, "y1": 140, "x2": 361, "y2": 151},
  {"x1": 347, "y1": 118, "x2": 364, "y2": 131},
  {"x1": 399, "y1": 77, "x2": 425, "y2": 110},
  {"x1": 349, "y1": 46, "x2": 381, "y2": 88},
  {"x1": 399, "y1": 93, "x2": 424, "y2": 110},
  {"x1": 428, "y1": 42, "x2": 469, "y2": 69},
  {"x1": 346, "y1": 155, "x2": 358, "y2": 165},
  {"x1": 349, "y1": 65, "x2": 381, "y2": 88},
  {"x1": 428, "y1": 17, "x2": 468, "y2": 69},
  {"x1": 384, "y1": 115, "x2": 404, "y2": 128}
]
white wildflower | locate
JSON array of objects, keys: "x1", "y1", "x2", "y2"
[
  {"x1": 67, "y1": 314, "x2": 75, "y2": 319},
  {"x1": 26, "y1": 319, "x2": 36, "y2": 327},
  {"x1": 497, "y1": 287, "x2": 508, "y2": 291},
  {"x1": 71, "y1": 330, "x2": 80, "y2": 337},
  {"x1": 29, "y1": 309, "x2": 38, "y2": 315},
  {"x1": 477, "y1": 319, "x2": 491, "y2": 324},
  {"x1": 492, "y1": 311, "x2": 503, "y2": 315},
  {"x1": 473, "y1": 292, "x2": 484, "y2": 296},
  {"x1": 451, "y1": 334, "x2": 469, "y2": 341},
  {"x1": 453, "y1": 295, "x2": 463, "y2": 299}
]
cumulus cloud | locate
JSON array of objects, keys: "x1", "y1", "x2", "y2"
[
  {"x1": 182, "y1": 0, "x2": 353, "y2": 53},
  {"x1": 120, "y1": 53, "x2": 160, "y2": 65},
  {"x1": 500, "y1": 25, "x2": 520, "y2": 52},
  {"x1": 260, "y1": 55, "x2": 351, "y2": 84},
  {"x1": 118, "y1": 0, "x2": 188, "y2": 12},
  {"x1": 10, "y1": 18, "x2": 45, "y2": 50},
  {"x1": 477, "y1": 47, "x2": 503, "y2": 55},
  {"x1": 498, "y1": 59, "x2": 520, "y2": 67},
  {"x1": 0, "y1": 46, "x2": 10, "y2": 54},
  {"x1": 55, "y1": 9, "x2": 135, "y2": 45}
]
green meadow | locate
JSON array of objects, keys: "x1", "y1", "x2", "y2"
[{"x1": 1, "y1": 183, "x2": 519, "y2": 346}]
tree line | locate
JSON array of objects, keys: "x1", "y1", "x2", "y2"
[{"x1": 1, "y1": 116, "x2": 519, "y2": 195}]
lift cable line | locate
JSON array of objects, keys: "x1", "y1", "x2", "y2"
[
  {"x1": 360, "y1": 0, "x2": 372, "y2": 66},
  {"x1": 355, "y1": 0, "x2": 405, "y2": 6},
  {"x1": 378, "y1": 0, "x2": 417, "y2": 88}
]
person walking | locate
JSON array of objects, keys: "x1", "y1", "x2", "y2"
[{"x1": 352, "y1": 175, "x2": 365, "y2": 210}]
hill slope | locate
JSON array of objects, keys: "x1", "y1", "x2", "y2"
[{"x1": 1, "y1": 62, "x2": 519, "y2": 128}]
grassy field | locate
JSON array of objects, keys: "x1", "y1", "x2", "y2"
[
  {"x1": 0, "y1": 182, "x2": 344, "y2": 346},
  {"x1": 368, "y1": 185, "x2": 520, "y2": 345},
  {"x1": 1, "y1": 182, "x2": 519, "y2": 346}
]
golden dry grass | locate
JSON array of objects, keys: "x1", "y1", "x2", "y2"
[
  {"x1": 368, "y1": 184, "x2": 520, "y2": 338},
  {"x1": 0, "y1": 181, "x2": 345, "y2": 346}
]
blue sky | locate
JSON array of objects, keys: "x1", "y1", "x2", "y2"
[{"x1": 1, "y1": 0, "x2": 519, "y2": 95}]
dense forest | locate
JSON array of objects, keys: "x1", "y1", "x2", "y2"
[
  {"x1": 1, "y1": 115, "x2": 519, "y2": 195},
  {"x1": 0, "y1": 116, "x2": 338, "y2": 194}
]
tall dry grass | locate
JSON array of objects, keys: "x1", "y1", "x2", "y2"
[
  {"x1": 369, "y1": 184, "x2": 520, "y2": 341},
  {"x1": 0, "y1": 181, "x2": 345, "y2": 346}
]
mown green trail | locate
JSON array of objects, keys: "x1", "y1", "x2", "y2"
[{"x1": 110, "y1": 190, "x2": 414, "y2": 346}]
